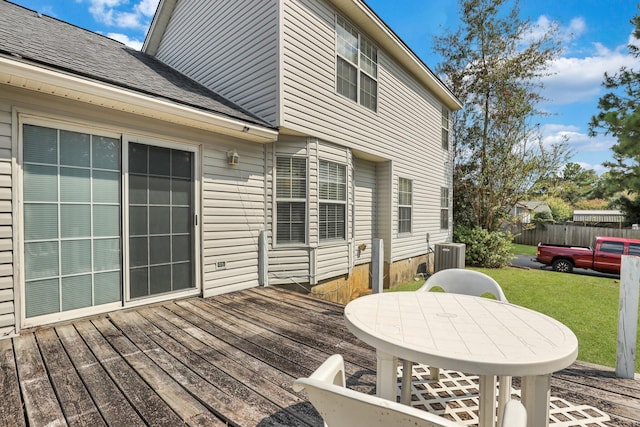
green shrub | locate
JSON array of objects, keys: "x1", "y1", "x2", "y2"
[
  {"x1": 453, "y1": 226, "x2": 514, "y2": 268},
  {"x1": 532, "y1": 210, "x2": 554, "y2": 228},
  {"x1": 546, "y1": 197, "x2": 573, "y2": 222}
]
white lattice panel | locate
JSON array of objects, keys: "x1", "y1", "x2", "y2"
[{"x1": 398, "y1": 364, "x2": 611, "y2": 426}]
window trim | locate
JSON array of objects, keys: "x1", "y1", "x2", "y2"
[
  {"x1": 398, "y1": 177, "x2": 412, "y2": 235},
  {"x1": 274, "y1": 156, "x2": 308, "y2": 246},
  {"x1": 441, "y1": 106, "x2": 450, "y2": 150},
  {"x1": 440, "y1": 187, "x2": 450, "y2": 230},
  {"x1": 335, "y1": 15, "x2": 379, "y2": 112},
  {"x1": 319, "y1": 160, "x2": 347, "y2": 242}
]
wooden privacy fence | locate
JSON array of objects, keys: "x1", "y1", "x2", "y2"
[{"x1": 513, "y1": 224, "x2": 640, "y2": 247}]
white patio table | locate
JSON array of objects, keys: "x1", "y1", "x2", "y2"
[{"x1": 344, "y1": 291, "x2": 578, "y2": 427}]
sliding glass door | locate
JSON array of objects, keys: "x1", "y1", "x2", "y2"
[
  {"x1": 22, "y1": 121, "x2": 199, "y2": 324},
  {"x1": 127, "y1": 142, "x2": 195, "y2": 299},
  {"x1": 22, "y1": 124, "x2": 122, "y2": 318}
]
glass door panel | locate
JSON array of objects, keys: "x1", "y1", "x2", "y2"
[
  {"x1": 128, "y1": 142, "x2": 194, "y2": 299},
  {"x1": 22, "y1": 124, "x2": 122, "y2": 318}
]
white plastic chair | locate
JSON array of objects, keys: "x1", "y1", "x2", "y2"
[
  {"x1": 418, "y1": 268, "x2": 507, "y2": 301},
  {"x1": 401, "y1": 268, "x2": 512, "y2": 424},
  {"x1": 294, "y1": 354, "x2": 526, "y2": 427}
]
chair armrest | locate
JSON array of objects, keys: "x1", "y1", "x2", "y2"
[{"x1": 293, "y1": 354, "x2": 346, "y2": 391}]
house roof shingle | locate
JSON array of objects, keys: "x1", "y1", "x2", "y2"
[{"x1": 0, "y1": 0, "x2": 273, "y2": 129}]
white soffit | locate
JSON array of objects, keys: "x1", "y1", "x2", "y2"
[{"x1": 0, "y1": 56, "x2": 278, "y2": 144}]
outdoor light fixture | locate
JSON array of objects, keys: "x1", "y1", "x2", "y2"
[{"x1": 226, "y1": 150, "x2": 239, "y2": 166}]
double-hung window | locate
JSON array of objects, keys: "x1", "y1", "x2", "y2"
[
  {"x1": 336, "y1": 15, "x2": 378, "y2": 111},
  {"x1": 398, "y1": 178, "x2": 412, "y2": 234},
  {"x1": 442, "y1": 106, "x2": 450, "y2": 150},
  {"x1": 319, "y1": 161, "x2": 347, "y2": 240},
  {"x1": 276, "y1": 157, "x2": 307, "y2": 244},
  {"x1": 441, "y1": 187, "x2": 450, "y2": 230}
]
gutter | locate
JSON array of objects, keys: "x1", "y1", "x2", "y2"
[{"x1": 0, "y1": 56, "x2": 279, "y2": 144}]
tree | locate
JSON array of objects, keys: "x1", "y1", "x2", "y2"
[
  {"x1": 545, "y1": 197, "x2": 573, "y2": 222},
  {"x1": 435, "y1": 0, "x2": 570, "y2": 231},
  {"x1": 589, "y1": 9, "x2": 640, "y2": 225},
  {"x1": 530, "y1": 162, "x2": 599, "y2": 204}
]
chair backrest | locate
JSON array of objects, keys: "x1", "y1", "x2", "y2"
[
  {"x1": 293, "y1": 354, "x2": 464, "y2": 427},
  {"x1": 419, "y1": 268, "x2": 508, "y2": 302}
]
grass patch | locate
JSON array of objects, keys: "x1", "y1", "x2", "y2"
[
  {"x1": 389, "y1": 267, "x2": 639, "y2": 372},
  {"x1": 511, "y1": 243, "x2": 537, "y2": 256}
]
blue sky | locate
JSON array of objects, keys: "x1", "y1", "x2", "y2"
[{"x1": 9, "y1": 0, "x2": 640, "y2": 174}]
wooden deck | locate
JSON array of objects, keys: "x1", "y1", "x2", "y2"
[{"x1": 0, "y1": 287, "x2": 639, "y2": 426}]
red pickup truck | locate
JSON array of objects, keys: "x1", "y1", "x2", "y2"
[{"x1": 535, "y1": 236, "x2": 640, "y2": 274}]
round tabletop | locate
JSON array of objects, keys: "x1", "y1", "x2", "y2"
[{"x1": 344, "y1": 292, "x2": 579, "y2": 377}]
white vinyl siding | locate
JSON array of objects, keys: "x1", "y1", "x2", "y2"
[
  {"x1": 282, "y1": 0, "x2": 451, "y2": 262},
  {"x1": 201, "y1": 140, "x2": 266, "y2": 293},
  {"x1": 154, "y1": 0, "x2": 280, "y2": 124},
  {"x1": 353, "y1": 157, "x2": 376, "y2": 265},
  {"x1": 0, "y1": 103, "x2": 14, "y2": 336}
]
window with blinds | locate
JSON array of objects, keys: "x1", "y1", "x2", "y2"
[
  {"x1": 442, "y1": 106, "x2": 450, "y2": 150},
  {"x1": 276, "y1": 157, "x2": 307, "y2": 244},
  {"x1": 23, "y1": 124, "x2": 121, "y2": 318},
  {"x1": 441, "y1": 187, "x2": 450, "y2": 230},
  {"x1": 398, "y1": 178, "x2": 412, "y2": 234},
  {"x1": 319, "y1": 161, "x2": 346, "y2": 240},
  {"x1": 336, "y1": 15, "x2": 378, "y2": 111}
]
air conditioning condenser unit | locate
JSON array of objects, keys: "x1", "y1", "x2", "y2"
[{"x1": 434, "y1": 243, "x2": 465, "y2": 272}]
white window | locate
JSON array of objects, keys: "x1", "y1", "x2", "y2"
[
  {"x1": 319, "y1": 161, "x2": 347, "y2": 240},
  {"x1": 276, "y1": 157, "x2": 307, "y2": 244},
  {"x1": 336, "y1": 16, "x2": 378, "y2": 111},
  {"x1": 442, "y1": 106, "x2": 450, "y2": 150},
  {"x1": 441, "y1": 187, "x2": 450, "y2": 230},
  {"x1": 398, "y1": 178, "x2": 412, "y2": 234}
]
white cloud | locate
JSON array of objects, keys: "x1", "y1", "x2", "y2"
[
  {"x1": 82, "y1": 0, "x2": 158, "y2": 30},
  {"x1": 114, "y1": 11, "x2": 143, "y2": 28},
  {"x1": 523, "y1": 15, "x2": 586, "y2": 46},
  {"x1": 106, "y1": 32, "x2": 144, "y2": 50},
  {"x1": 541, "y1": 44, "x2": 637, "y2": 105},
  {"x1": 565, "y1": 17, "x2": 587, "y2": 40},
  {"x1": 541, "y1": 123, "x2": 616, "y2": 173},
  {"x1": 136, "y1": 0, "x2": 159, "y2": 17}
]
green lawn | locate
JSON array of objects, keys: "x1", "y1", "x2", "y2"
[
  {"x1": 510, "y1": 243, "x2": 537, "y2": 256},
  {"x1": 389, "y1": 266, "x2": 639, "y2": 372}
]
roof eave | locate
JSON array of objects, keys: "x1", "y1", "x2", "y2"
[
  {"x1": 143, "y1": 0, "x2": 178, "y2": 55},
  {"x1": 0, "y1": 56, "x2": 278, "y2": 143}
]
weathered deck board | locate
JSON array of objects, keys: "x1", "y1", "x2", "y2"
[
  {"x1": 13, "y1": 333, "x2": 66, "y2": 427},
  {"x1": 0, "y1": 338, "x2": 25, "y2": 427},
  {"x1": 55, "y1": 323, "x2": 146, "y2": 427},
  {"x1": 35, "y1": 328, "x2": 106, "y2": 427},
  {"x1": 0, "y1": 287, "x2": 638, "y2": 427},
  {"x1": 74, "y1": 319, "x2": 185, "y2": 426}
]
